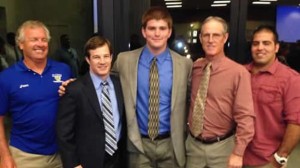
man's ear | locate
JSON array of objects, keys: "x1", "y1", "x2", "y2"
[
  {"x1": 85, "y1": 57, "x2": 90, "y2": 65},
  {"x1": 199, "y1": 34, "x2": 202, "y2": 44},
  {"x1": 275, "y1": 43, "x2": 280, "y2": 53},
  {"x1": 224, "y1": 33, "x2": 229, "y2": 43},
  {"x1": 141, "y1": 27, "x2": 147, "y2": 39}
]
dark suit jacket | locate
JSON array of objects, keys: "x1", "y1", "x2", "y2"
[{"x1": 56, "y1": 73, "x2": 126, "y2": 168}]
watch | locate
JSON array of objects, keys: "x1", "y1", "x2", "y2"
[{"x1": 274, "y1": 152, "x2": 288, "y2": 165}]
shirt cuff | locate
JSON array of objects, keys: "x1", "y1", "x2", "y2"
[{"x1": 233, "y1": 143, "x2": 247, "y2": 156}]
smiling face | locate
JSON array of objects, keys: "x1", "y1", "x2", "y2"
[
  {"x1": 251, "y1": 30, "x2": 279, "y2": 69},
  {"x1": 200, "y1": 19, "x2": 228, "y2": 58},
  {"x1": 19, "y1": 27, "x2": 49, "y2": 62},
  {"x1": 142, "y1": 19, "x2": 172, "y2": 55},
  {"x1": 86, "y1": 44, "x2": 112, "y2": 80}
]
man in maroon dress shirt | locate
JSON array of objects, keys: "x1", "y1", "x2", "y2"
[
  {"x1": 186, "y1": 16, "x2": 255, "y2": 168},
  {"x1": 243, "y1": 25, "x2": 300, "y2": 168}
]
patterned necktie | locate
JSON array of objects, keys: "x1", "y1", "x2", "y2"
[
  {"x1": 148, "y1": 57, "x2": 160, "y2": 140},
  {"x1": 101, "y1": 81, "x2": 118, "y2": 155},
  {"x1": 191, "y1": 62, "x2": 212, "y2": 137}
]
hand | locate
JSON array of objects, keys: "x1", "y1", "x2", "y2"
[
  {"x1": 270, "y1": 156, "x2": 286, "y2": 168},
  {"x1": 227, "y1": 153, "x2": 242, "y2": 168},
  {"x1": 0, "y1": 155, "x2": 17, "y2": 168},
  {"x1": 58, "y1": 78, "x2": 76, "y2": 96},
  {"x1": 196, "y1": 57, "x2": 204, "y2": 62},
  {"x1": 74, "y1": 165, "x2": 83, "y2": 168}
]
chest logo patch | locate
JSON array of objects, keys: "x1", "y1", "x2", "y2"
[
  {"x1": 19, "y1": 84, "x2": 29, "y2": 88},
  {"x1": 52, "y1": 74, "x2": 62, "y2": 83}
]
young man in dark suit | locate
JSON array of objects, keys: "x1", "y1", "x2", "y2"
[{"x1": 56, "y1": 36, "x2": 126, "y2": 168}]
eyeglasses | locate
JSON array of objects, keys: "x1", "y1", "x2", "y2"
[{"x1": 201, "y1": 33, "x2": 224, "y2": 41}]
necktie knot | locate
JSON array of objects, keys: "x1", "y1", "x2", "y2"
[
  {"x1": 101, "y1": 81, "x2": 109, "y2": 86},
  {"x1": 205, "y1": 62, "x2": 212, "y2": 71},
  {"x1": 151, "y1": 57, "x2": 157, "y2": 67}
]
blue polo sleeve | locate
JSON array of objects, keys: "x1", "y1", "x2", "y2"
[{"x1": 0, "y1": 75, "x2": 9, "y2": 115}]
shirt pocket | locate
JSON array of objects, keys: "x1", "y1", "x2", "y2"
[{"x1": 258, "y1": 85, "x2": 282, "y2": 104}]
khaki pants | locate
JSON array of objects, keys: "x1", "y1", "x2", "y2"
[
  {"x1": 128, "y1": 137, "x2": 181, "y2": 168},
  {"x1": 186, "y1": 134, "x2": 235, "y2": 168},
  {"x1": 9, "y1": 146, "x2": 62, "y2": 168}
]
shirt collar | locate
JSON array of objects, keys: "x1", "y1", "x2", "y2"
[
  {"x1": 16, "y1": 58, "x2": 52, "y2": 73},
  {"x1": 89, "y1": 70, "x2": 112, "y2": 90},
  {"x1": 246, "y1": 58, "x2": 279, "y2": 75},
  {"x1": 197, "y1": 55, "x2": 226, "y2": 71},
  {"x1": 143, "y1": 46, "x2": 170, "y2": 65}
]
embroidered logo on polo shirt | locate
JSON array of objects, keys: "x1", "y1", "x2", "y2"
[
  {"x1": 19, "y1": 84, "x2": 29, "y2": 88},
  {"x1": 52, "y1": 74, "x2": 63, "y2": 83}
]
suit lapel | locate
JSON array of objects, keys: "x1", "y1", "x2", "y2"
[
  {"x1": 82, "y1": 73, "x2": 103, "y2": 119},
  {"x1": 110, "y1": 75, "x2": 124, "y2": 118},
  {"x1": 170, "y1": 51, "x2": 179, "y2": 112},
  {"x1": 128, "y1": 49, "x2": 142, "y2": 106},
  {"x1": 125, "y1": 48, "x2": 146, "y2": 153}
]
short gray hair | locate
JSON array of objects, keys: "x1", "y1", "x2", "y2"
[
  {"x1": 16, "y1": 20, "x2": 51, "y2": 44},
  {"x1": 201, "y1": 16, "x2": 228, "y2": 34}
]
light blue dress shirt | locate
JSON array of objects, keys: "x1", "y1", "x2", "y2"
[{"x1": 90, "y1": 71, "x2": 121, "y2": 141}]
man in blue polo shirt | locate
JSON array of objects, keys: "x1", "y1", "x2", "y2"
[{"x1": 0, "y1": 20, "x2": 72, "y2": 168}]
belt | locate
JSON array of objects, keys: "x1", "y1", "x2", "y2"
[
  {"x1": 190, "y1": 131, "x2": 234, "y2": 144},
  {"x1": 141, "y1": 132, "x2": 170, "y2": 140}
]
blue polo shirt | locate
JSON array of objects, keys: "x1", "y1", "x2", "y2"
[
  {"x1": 137, "y1": 46, "x2": 173, "y2": 135},
  {"x1": 0, "y1": 59, "x2": 72, "y2": 155}
]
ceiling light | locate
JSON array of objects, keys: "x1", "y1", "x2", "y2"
[
  {"x1": 252, "y1": 1, "x2": 271, "y2": 4},
  {"x1": 165, "y1": 2, "x2": 182, "y2": 5},
  {"x1": 259, "y1": 0, "x2": 277, "y2": 1},
  {"x1": 211, "y1": 4, "x2": 227, "y2": 7},
  {"x1": 166, "y1": 5, "x2": 182, "y2": 8},
  {"x1": 213, "y1": 1, "x2": 231, "y2": 3}
]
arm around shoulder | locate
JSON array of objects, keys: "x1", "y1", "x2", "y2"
[{"x1": 56, "y1": 85, "x2": 80, "y2": 168}]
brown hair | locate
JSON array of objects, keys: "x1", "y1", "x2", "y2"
[
  {"x1": 142, "y1": 6, "x2": 173, "y2": 29},
  {"x1": 251, "y1": 25, "x2": 279, "y2": 43},
  {"x1": 84, "y1": 36, "x2": 113, "y2": 58}
]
